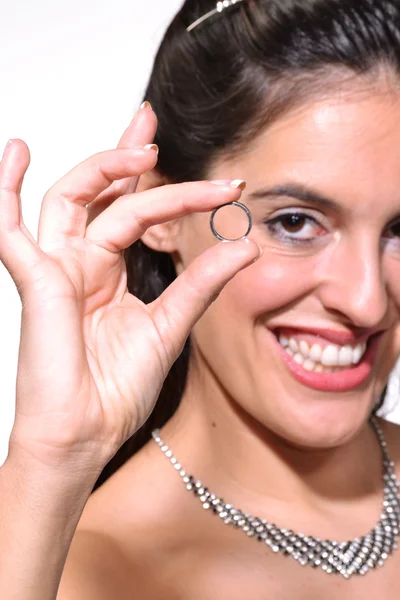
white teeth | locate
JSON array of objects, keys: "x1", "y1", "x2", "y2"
[
  {"x1": 278, "y1": 333, "x2": 368, "y2": 371},
  {"x1": 309, "y1": 344, "x2": 322, "y2": 362},
  {"x1": 338, "y1": 345, "x2": 353, "y2": 367},
  {"x1": 303, "y1": 359, "x2": 316, "y2": 371},
  {"x1": 280, "y1": 336, "x2": 289, "y2": 348},
  {"x1": 299, "y1": 340, "x2": 309, "y2": 357},
  {"x1": 321, "y1": 345, "x2": 339, "y2": 367},
  {"x1": 294, "y1": 353, "x2": 304, "y2": 365},
  {"x1": 352, "y1": 344, "x2": 364, "y2": 364}
]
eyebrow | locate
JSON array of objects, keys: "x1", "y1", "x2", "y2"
[{"x1": 248, "y1": 183, "x2": 340, "y2": 211}]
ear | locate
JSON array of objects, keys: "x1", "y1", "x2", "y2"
[{"x1": 137, "y1": 169, "x2": 181, "y2": 253}]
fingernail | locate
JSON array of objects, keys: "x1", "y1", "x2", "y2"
[
  {"x1": 140, "y1": 101, "x2": 152, "y2": 110},
  {"x1": 253, "y1": 243, "x2": 264, "y2": 263},
  {"x1": 241, "y1": 239, "x2": 263, "y2": 262},
  {"x1": 230, "y1": 179, "x2": 246, "y2": 191},
  {"x1": 210, "y1": 179, "x2": 246, "y2": 190},
  {"x1": 144, "y1": 143, "x2": 159, "y2": 154}
]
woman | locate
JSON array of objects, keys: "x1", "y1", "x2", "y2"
[{"x1": 1, "y1": 0, "x2": 400, "y2": 597}]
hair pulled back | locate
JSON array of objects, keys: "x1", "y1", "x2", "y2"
[{"x1": 93, "y1": 0, "x2": 400, "y2": 491}]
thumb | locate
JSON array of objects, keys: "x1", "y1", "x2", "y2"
[{"x1": 150, "y1": 238, "x2": 262, "y2": 359}]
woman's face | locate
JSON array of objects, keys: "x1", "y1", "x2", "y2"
[{"x1": 175, "y1": 83, "x2": 400, "y2": 448}]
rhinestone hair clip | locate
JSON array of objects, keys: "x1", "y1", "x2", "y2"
[{"x1": 187, "y1": 0, "x2": 245, "y2": 32}]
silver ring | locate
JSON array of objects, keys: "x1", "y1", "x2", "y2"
[{"x1": 210, "y1": 201, "x2": 253, "y2": 242}]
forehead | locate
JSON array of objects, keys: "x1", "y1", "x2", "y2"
[
  {"x1": 215, "y1": 86, "x2": 400, "y2": 216},
  {"x1": 260, "y1": 89, "x2": 400, "y2": 160}
]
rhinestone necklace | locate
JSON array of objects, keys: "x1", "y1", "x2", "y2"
[{"x1": 152, "y1": 417, "x2": 400, "y2": 579}]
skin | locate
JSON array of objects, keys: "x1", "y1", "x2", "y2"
[
  {"x1": 0, "y1": 103, "x2": 260, "y2": 600},
  {"x1": 67, "y1": 79, "x2": 400, "y2": 598}
]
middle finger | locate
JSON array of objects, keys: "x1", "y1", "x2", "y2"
[{"x1": 38, "y1": 146, "x2": 158, "y2": 252}]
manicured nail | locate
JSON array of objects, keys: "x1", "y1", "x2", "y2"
[
  {"x1": 144, "y1": 143, "x2": 159, "y2": 154},
  {"x1": 140, "y1": 101, "x2": 152, "y2": 110},
  {"x1": 230, "y1": 179, "x2": 246, "y2": 190},
  {"x1": 210, "y1": 179, "x2": 246, "y2": 190}
]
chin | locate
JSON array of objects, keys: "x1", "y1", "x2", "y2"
[{"x1": 261, "y1": 394, "x2": 376, "y2": 451}]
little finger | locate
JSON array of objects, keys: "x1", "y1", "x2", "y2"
[{"x1": 0, "y1": 140, "x2": 47, "y2": 290}]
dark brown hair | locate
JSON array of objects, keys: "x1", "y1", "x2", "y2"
[{"x1": 93, "y1": 0, "x2": 399, "y2": 491}]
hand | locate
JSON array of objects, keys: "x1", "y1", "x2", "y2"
[{"x1": 0, "y1": 105, "x2": 261, "y2": 473}]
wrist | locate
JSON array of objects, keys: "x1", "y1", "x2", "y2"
[
  {"x1": 0, "y1": 446, "x2": 100, "y2": 600},
  {"x1": 7, "y1": 427, "x2": 106, "y2": 481},
  {"x1": 3, "y1": 444, "x2": 101, "y2": 505}
]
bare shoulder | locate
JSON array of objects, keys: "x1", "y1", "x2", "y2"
[
  {"x1": 66, "y1": 439, "x2": 188, "y2": 598},
  {"x1": 58, "y1": 530, "x2": 135, "y2": 600}
]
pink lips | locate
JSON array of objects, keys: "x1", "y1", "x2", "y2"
[{"x1": 271, "y1": 330, "x2": 384, "y2": 392}]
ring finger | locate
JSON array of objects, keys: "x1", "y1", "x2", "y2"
[{"x1": 38, "y1": 146, "x2": 159, "y2": 252}]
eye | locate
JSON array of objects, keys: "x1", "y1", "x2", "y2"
[
  {"x1": 385, "y1": 220, "x2": 400, "y2": 238},
  {"x1": 264, "y1": 211, "x2": 327, "y2": 243},
  {"x1": 276, "y1": 214, "x2": 306, "y2": 233}
]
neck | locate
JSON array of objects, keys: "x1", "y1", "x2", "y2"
[{"x1": 161, "y1": 358, "x2": 382, "y2": 536}]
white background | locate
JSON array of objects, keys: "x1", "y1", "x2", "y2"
[{"x1": 0, "y1": 0, "x2": 399, "y2": 465}]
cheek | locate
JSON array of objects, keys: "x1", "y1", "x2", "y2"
[
  {"x1": 379, "y1": 260, "x2": 400, "y2": 371},
  {"x1": 216, "y1": 254, "x2": 318, "y2": 315},
  {"x1": 386, "y1": 260, "x2": 400, "y2": 310}
]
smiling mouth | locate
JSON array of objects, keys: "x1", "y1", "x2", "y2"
[
  {"x1": 275, "y1": 330, "x2": 369, "y2": 374},
  {"x1": 269, "y1": 327, "x2": 385, "y2": 392}
]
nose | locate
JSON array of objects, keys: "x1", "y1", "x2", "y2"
[{"x1": 316, "y1": 234, "x2": 389, "y2": 329}]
